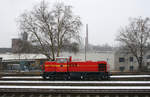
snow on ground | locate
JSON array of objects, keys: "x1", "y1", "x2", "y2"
[
  {"x1": 0, "y1": 86, "x2": 150, "y2": 89},
  {"x1": 0, "y1": 81, "x2": 150, "y2": 84},
  {"x1": 1, "y1": 75, "x2": 150, "y2": 79},
  {"x1": 111, "y1": 75, "x2": 150, "y2": 78},
  {"x1": 1, "y1": 76, "x2": 42, "y2": 79}
]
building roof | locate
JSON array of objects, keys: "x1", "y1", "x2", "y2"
[
  {"x1": 0, "y1": 53, "x2": 47, "y2": 60},
  {"x1": 0, "y1": 48, "x2": 12, "y2": 53}
]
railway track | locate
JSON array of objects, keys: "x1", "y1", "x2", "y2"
[
  {"x1": 1, "y1": 75, "x2": 150, "y2": 81},
  {"x1": 0, "y1": 75, "x2": 150, "y2": 97},
  {"x1": 0, "y1": 80, "x2": 150, "y2": 86},
  {"x1": 0, "y1": 93, "x2": 149, "y2": 97},
  {"x1": 0, "y1": 86, "x2": 150, "y2": 97}
]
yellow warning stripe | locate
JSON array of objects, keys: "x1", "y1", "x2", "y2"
[
  {"x1": 45, "y1": 65, "x2": 67, "y2": 67},
  {"x1": 45, "y1": 64, "x2": 106, "y2": 68}
]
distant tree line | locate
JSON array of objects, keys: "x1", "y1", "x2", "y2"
[
  {"x1": 12, "y1": 37, "x2": 80, "y2": 55},
  {"x1": 92, "y1": 44, "x2": 113, "y2": 51}
]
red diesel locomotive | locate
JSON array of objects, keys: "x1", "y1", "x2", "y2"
[{"x1": 42, "y1": 57, "x2": 110, "y2": 80}]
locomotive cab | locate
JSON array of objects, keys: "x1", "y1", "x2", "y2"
[{"x1": 42, "y1": 57, "x2": 71, "y2": 80}]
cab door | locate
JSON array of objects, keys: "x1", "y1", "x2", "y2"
[{"x1": 55, "y1": 58, "x2": 68, "y2": 72}]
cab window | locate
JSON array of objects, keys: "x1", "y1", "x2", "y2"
[{"x1": 56, "y1": 58, "x2": 68, "y2": 63}]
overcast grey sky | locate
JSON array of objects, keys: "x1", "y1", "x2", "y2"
[{"x1": 0, "y1": 0, "x2": 150, "y2": 48}]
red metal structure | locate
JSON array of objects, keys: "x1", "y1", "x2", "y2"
[{"x1": 42, "y1": 57, "x2": 110, "y2": 80}]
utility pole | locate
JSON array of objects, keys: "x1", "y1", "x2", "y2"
[{"x1": 85, "y1": 24, "x2": 88, "y2": 61}]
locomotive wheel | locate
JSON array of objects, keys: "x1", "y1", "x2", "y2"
[
  {"x1": 83, "y1": 76, "x2": 88, "y2": 81},
  {"x1": 48, "y1": 76, "x2": 55, "y2": 80},
  {"x1": 64, "y1": 77, "x2": 68, "y2": 81},
  {"x1": 81, "y1": 76, "x2": 85, "y2": 80},
  {"x1": 42, "y1": 76, "x2": 47, "y2": 80},
  {"x1": 67, "y1": 76, "x2": 71, "y2": 80},
  {"x1": 42, "y1": 75, "x2": 50, "y2": 80},
  {"x1": 104, "y1": 76, "x2": 110, "y2": 80},
  {"x1": 98, "y1": 77, "x2": 102, "y2": 81},
  {"x1": 48, "y1": 77, "x2": 52, "y2": 80},
  {"x1": 101, "y1": 75, "x2": 107, "y2": 80}
]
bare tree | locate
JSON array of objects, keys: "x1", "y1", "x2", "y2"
[
  {"x1": 92, "y1": 44, "x2": 113, "y2": 51},
  {"x1": 117, "y1": 17, "x2": 150, "y2": 71},
  {"x1": 18, "y1": 1, "x2": 82, "y2": 60}
]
